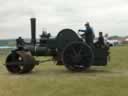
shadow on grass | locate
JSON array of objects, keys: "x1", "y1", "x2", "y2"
[
  {"x1": 3, "y1": 66, "x2": 121, "y2": 77},
  {"x1": 26, "y1": 67, "x2": 120, "y2": 76}
]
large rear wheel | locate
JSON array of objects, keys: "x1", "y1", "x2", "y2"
[{"x1": 62, "y1": 42, "x2": 94, "y2": 71}]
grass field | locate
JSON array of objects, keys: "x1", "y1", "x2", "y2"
[{"x1": 0, "y1": 45, "x2": 128, "y2": 96}]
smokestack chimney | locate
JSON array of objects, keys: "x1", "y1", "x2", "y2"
[{"x1": 30, "y1": 18, "x2": 36, "y2": 45}]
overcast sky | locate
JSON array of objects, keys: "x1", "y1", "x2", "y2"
[{"x1": 0, "y1": 0, "x2": 128, "y2": 39}]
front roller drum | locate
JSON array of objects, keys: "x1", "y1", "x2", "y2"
[{"x1": 5, "y1": 51, "x2": 37, "y2": 74}]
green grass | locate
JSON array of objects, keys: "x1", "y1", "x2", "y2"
[{"x1": 0, "y1": 45, "x2": 128, "y2": 96}]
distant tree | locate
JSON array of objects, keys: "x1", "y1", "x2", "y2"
[{"x1": 108, "y1": 36, "x2": 121, "y2": 40}]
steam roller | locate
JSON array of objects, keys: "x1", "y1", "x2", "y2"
[{"x1": 5, "y1": 18, "x2": 110, "y2": 74}]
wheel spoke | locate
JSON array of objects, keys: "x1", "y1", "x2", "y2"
[
  {"x1": 71, "y1": 47, "x2": 77, "y2": 56},
  {"x1": 78, "y1": 45, "x2": 84, "y2": 55}
]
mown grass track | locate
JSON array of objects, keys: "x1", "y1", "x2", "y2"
[{"x1": 0, "y1": 45, "x2": 128, "y2": 96}]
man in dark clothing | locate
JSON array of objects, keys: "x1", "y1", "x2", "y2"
[
  {"x1": 78, "y1": 22, "x2": 95, "y2": 45},
  {"x1": 97, "y1": 32, "x2": 105, "y2": 45},
  {"x1": 95, "y1": 32, "x2": 111, "y2": 49}
]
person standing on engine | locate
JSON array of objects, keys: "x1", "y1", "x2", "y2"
[
  {"x1": 98, "y1": 32, "x2": 105, "y2": 45},
  {"x1": 78, "y1": 22, "x2": 95, "y2": 45}
]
